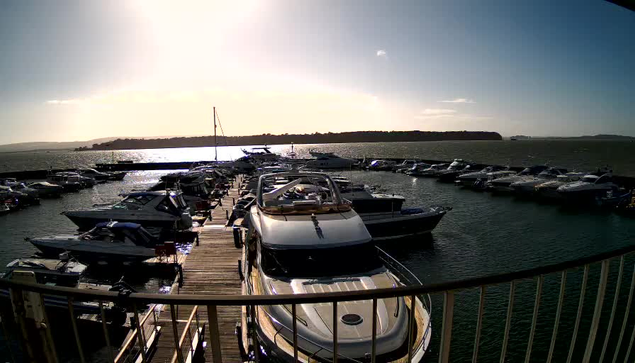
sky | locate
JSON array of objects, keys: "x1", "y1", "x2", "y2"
[{"x1": 0, "y1": 0, "x2": 633, "y2": 144}]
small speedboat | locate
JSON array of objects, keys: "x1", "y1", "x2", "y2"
[
  {"x1": 368, "y1": 159, "x2": 397, "y2": 171},
  {"x1": 27, "y1": 182, "x2": 64, "y2": 198},
  {"x1": 47, "y1": 172, "x2": 82, "y2": 192},
  {"x1": 0, "y1": 203, "x2": 10, "y2": 215},
  {"x1": 437, "y1": 159, "x2": 474, "y2": 182},
  {"x1": 0, "y1": 185, "x2": 39, "y2": 209},
  {"x1": 408, "y1": 163, "x2": 448, "y2": 177},
  {"x1": 534, "y1": 172, "x2": 587, "y2": 200},
  {"x1": 239, "y1": 172, "x2": 432, "y2": 362},
  {"x1": 404, "y1": 162, "x2": 432, "y2": 176},
  {"x1": 557, "y1": 172, "x2": 620, "y2": 203},
  {"x1": 486, "y1": 165, "x2": 549, "y2": 192},
  {"x1": 28, "y1": 222, "x2": 160, "y2": 264},
  {"x1": 393, "y1": 159, "x2": 418, "y2": 173},
  {"x1": 510, "y1": 167, "x2": 567, "y2": 195},
  {"x1": 78, "y1": 168, "x2": 111, "y2": 182},
  {"x1": 63, "y1": 190, "x2": 193, "y2": 231},
  {"x1": 457, "y1": 165, "x2": 509, "y2": 187},
  {"x1": 242, "y1": 146, "x2": 280, "y2": 162},
  {"x1": 108, "y1": 171, "x2": 127, "y2": 181},
  {"x1": 305, "y1": 152, "x2": 357, "y2": 169},
  {"x1": 0, "y1": 256, "x2": 127, "y2": 322},
  {"x1": 4, "y1": 257, "x2": 87, "y2": 286},
  {"x1": 339, "y1": 186, "x2": 449, "y2": 240}
]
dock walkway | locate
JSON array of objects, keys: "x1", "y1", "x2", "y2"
[{"x1": 143, "y1": 178, "x2": 243, "y2": 363}]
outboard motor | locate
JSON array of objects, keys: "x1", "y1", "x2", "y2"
[{"x1": 180, "y1": 212, "x2": 193, "y2": 229}]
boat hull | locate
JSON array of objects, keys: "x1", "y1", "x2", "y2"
[
  {"x1": 64, "y1": 212, "x2": 180, "y2": 231},
  {"x1": 30, "y1": 241, "x2": 155, "y2": 264},
  {"x1": 361, "y1": 209, "x2": 446, "y2": 241}
]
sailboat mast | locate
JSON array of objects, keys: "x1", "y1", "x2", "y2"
[{"x1": 213, "y1": 106, "x2": 217, "y2": 161}]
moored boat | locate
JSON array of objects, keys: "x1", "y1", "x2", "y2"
[
  {"x1": 557, "y1": 172, "x2": 621, "y2": 204},
  {"x1": 239, "y1": 172, "x2": 432, "y2": 362},
  {"x1": 28, "y1": 221, "x2": 161, "y2": 264},
  {"x1": 63, "y1": 190, "x2": 193, "y2": 231}
]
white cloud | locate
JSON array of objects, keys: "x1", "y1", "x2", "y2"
[
  {"x1": 420, "y1": 108, "x2": 457, "y2": 116},
  {"x1": 415, "y1": 108, "x2": 491, "y2": 121},
  {"x1": 376, "y1": 49, "x2": 387, "y2": 58},
  {"x1": 45, "y1": 99, "x2": 83, "y2": 105},
  {"x1": 439, "y1": 98, "x2": 476, "y2": 104}
]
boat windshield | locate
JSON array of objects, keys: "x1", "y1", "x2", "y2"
[
  {"x1": 582, "y1": 176, "x2": 599, "y2": 183},
  {"x1": 537, "y1": 169, "x2": 560, "y2": 179},
  {"x1": 259, "y1": 174, "x2": 348, "y2": 214},
  {"x1": 260, "y1": 243, "x2": 383, "y2": 278},
  {"x1": 448, "y1": 161, "x2": 463, "y2": 169},
  {"x1": 114, "y1": 195, "x2": 156, "y2": 210}
]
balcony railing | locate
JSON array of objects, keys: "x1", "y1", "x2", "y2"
[{"x1": 1, "y1": 243, "x2": 635, "y2": 362}]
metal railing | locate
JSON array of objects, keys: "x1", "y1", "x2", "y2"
[{"x1": 2, "y1": 243, "x2": 635, "y2": 362}]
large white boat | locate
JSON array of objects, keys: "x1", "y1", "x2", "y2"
[
  {"x1": 63, "y1": 191, "x2": 193, "y2": 231},
  {"x1": 239, "y1": 172, "x2": 431, "y2": 362},
  {"x1": 47, "y1": 172, "x2": 83, "y2": 192},
  {"x1": 486, "y1": 165, "x2": 548, "y2": 192},
  {"x1": 534, "y1": 172, "x2": 587, "y2": 200},
  {"x1": 457, "y1": 165, "x2": 510, "y2": 187},
  {"x1": 305, "y1": 152, "x2": 357, "y2": 169},
  {"x1": 27, "y1": 181, "x2": 64, "y2": 198},
  {"x1": 242, "y1": 146, "x2": 280, "y2": 162},
  {"x1": 509, "y1": 167, "x2": 567, "y2": 195},
  {"x1": 406, "y1": 163, "x2": 448, "y2": 177},
  {"x1": 557, "y1": 172, "x2": 620, "y2": 203}
]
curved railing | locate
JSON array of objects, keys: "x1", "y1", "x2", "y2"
[{"x1": 2, "y1": 243, "x2": 635, "y2": 362}]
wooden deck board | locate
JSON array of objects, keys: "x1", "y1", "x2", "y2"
[{"x1": 135, "y1": 177, "x2": 244, "y2": 363}]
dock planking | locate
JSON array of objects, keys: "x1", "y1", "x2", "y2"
[{"x1": 142, "y1": 178, "x2": 244, "y2": 363}]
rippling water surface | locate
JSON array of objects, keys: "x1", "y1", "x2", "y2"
[{"x1": 0, "y1": 140, "x2": 634, "y2": 361}]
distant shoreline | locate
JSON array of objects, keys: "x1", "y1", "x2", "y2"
[{"x1": 75, "y1": 130, "x2": 503, "y2": 151}]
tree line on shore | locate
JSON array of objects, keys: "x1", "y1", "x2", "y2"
[{"x1": 76, "y1": 130, "x2": 502, "y2": 151}]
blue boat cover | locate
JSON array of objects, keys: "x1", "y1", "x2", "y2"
[{"x1": 95, "y1": 222, "x2": 142, "y2": 230}]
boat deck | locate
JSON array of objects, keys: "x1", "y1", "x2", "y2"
[{"x1": 123, "y1": 178, "x2": 243, "y2": 363}]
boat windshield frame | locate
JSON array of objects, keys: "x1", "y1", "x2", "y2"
[{"x1": 257, "y1": 172, "x2": 352, "y2": 215}]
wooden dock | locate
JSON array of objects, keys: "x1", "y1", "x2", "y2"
[{"x1": 129, "y1": 179, "x2": 244, "y2": 363}]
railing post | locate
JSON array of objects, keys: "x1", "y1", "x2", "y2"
[
  {"x1": 38, "y1": 294, "x2": 58, "y2": 363},
  {"x1": 472, "y1": 286, "x2": 486, "y2": 363},
  {"x1": 613, "y1": 263, "x2": 635, "y2": 363},
  {"x1": 0, "y1": 310, "x2": 16, "y2": 363},
  {"x1": 99, "y1": 302, "x2": 115, "y2": 363},
  {"x1": 407, "y1": 295, "x2": 416, "y2": 363},
  {"x1": 582, "y1": 259, "x2": 610, "y2": 363},
  {"x1": 333, "y1": 301, "x2": 338, "y2": 363},
  {"x1": 500, "y1": 281, "x2": 516, "y2": 363},
  {"x1": 547, "y1": 271, "x2": 567, "y2": 363},
  {"x1": 566, "y1": 264, "x2": 590, "y2": 363},
  {"x1": 250, "y1": 304, "x2": 260, "y2": 363},
  {"x1": 600, "y1": 256, "x2": 624, "y2": 362},
  {"x1": 171, "y1": 304, "x2": 185, "y2": 363},
  {"x1": 524, "y1": 275, "x2": 543, "y2": 363},
  {"x1": 133, "y1": 303, "x2": 147, "y2": 363},
  {"x1": 67, "y1": 297, "x2": 86, "y2": 363},
  {"x1": 439, "y1": 291, "x2": 455, "y2": 363},
  {"x1": 292, "y1": 304, "x2": 298, "y2": 362},
  {"x1": 371, "y1": 298, "x2": 378, "y2": 363},
  {"x1": 207, "y1": 305, "x2": 223, "y2": 363}
]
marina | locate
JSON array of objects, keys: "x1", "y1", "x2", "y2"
[{"x1": 0, "y1": 143, "x2": 635, "y2": 362}]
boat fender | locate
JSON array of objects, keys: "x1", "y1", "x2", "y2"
[
  {"x1": 233, "y1": 227, "x2": 243, "y2": 248},
  {"x1": 238, "y1": 260, "x2": 244, "y2": 281}
]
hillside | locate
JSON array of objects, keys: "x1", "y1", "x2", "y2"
[{"x1": 78, "y1": 131, "x2": 503, "y2": 151}]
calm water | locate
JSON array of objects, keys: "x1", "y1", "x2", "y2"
[
  {"x1": 2, "y1": 139, "x2": 635, "y2": 176},
  {"x1": 1, "y1": 140, "x2": 634, "y2": 361}
]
